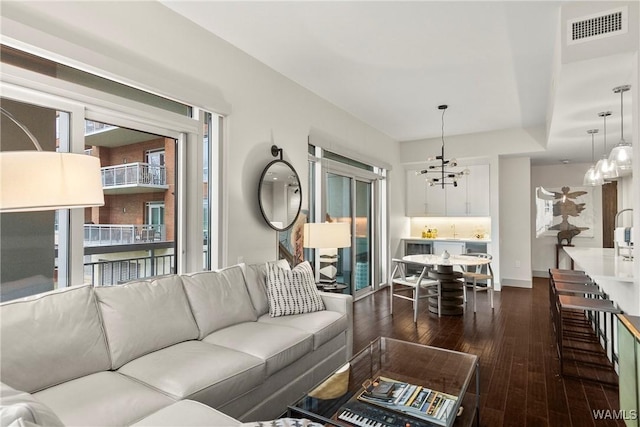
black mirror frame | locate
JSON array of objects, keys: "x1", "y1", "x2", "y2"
[{"x1": 258, "y1": 158, "x2": 302, "y2": 232}]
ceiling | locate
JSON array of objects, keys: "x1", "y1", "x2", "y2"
[{"x1": 162, "y1": 1, "x2": 635, "y2": 166}]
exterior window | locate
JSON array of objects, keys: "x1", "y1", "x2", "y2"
[
  {"x1": 0, "y1": 99, "x2": 71, "y2": 301},
  {"x1": 308, "y1": 145, "x2": 386, "y2": 298},
  {"x1": 83, "y1": 120, "x2": 177, "y2": 285},
  {"x1": 1, "y1": 46, "x2": 219, "y2": 294}
]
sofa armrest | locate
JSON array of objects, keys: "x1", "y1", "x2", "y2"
[
  {"x1": 0, "y1": 382, "x2": 64, "y2": 427},
  {"x1": 319, "y1": 292, "x2": 353, "y2": 359}
]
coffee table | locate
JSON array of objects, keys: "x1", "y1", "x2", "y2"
[{"x1": 288, "y1": 337, "x2": 479, "y2": 427}]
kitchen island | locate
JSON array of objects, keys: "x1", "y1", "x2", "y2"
[{"x1": 563, "y1": 247, "x2": 637, "y2": 315}]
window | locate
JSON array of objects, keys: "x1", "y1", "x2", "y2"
[
  {"x1": 1, "y1": 46, "x2": 221, "y2": 299},
  {"x1": 308, "y1": 144, "x2": 387, "y2": 298}
]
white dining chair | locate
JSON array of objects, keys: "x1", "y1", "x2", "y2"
[
  {"x1": 390, "y1": 258, "x2": 441, "y2": 322},
  {"x1": 461, "y1": 253, "x2": 494, "y2": 313}
]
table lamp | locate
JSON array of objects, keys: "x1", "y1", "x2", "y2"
[{"x1": 303, "y1": 222, "x2": 351, "y2": 284}]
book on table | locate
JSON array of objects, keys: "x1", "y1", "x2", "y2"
[{"x1": 357, "y1": 376, "x2": 459, "y2": 426}]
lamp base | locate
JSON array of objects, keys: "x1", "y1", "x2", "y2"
[{"x1": 318, "y1": 248, "x2": 338, "y2": 284}]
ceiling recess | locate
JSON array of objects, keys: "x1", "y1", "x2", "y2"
[{"x1": 567, "y1": 7, "x2": 627, "y2": 45}]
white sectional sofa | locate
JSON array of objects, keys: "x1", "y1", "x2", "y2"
[{"x1": 0, "y1": 261, "x2": 353, "y2": 426}]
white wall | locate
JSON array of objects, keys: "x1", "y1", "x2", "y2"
[
  {"x1": 0, "y1": 1, "x2": 403, "y2": 269},
  {"x1": 499, "y1": 157, "x2": 532, "y2": 287},
  {"x1": 530, "y1": 163, "x2": 604, "y2": 275}
]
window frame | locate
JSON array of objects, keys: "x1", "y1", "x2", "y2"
[{"x1": 1, "y1": 60, "x2": 219, "y2": 285}]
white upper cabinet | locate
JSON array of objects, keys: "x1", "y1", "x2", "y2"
[
  {"x1": 465, "y1": 164, "x2": 490, "y2": 216},
  {"x1": 406, "y1": 169, "x2": 429, "y2": 216},
  {"x1": 405, "y1": 163, "x2": 490, "y2": 217}
]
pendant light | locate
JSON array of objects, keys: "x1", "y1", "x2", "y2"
[
  {"x1": 583, "y1": 129, "x2": 604, "y2": 186},
  {"x1": 608, "y1": 85, "x2": 632, "y2": 172},
  {"x1": 417, "y1": 104, "x2": 469, "y2": 188},
  {"x1": 595, "y1": 111, "x2": 619, "y2": 180}
]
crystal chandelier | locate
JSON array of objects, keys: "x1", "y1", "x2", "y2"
[
  {"x1": 608, "y1": 85, "x2": 632, "y2": 172},
  {"x1": 595, "y1": 111, "x2": 618, "y2": 180},
  {"x1": 583, "y1": 129, "x2": 604, "y2": 186},
  {"x1": 417, "y1": 105, "x2": 469, "y2": 188}
]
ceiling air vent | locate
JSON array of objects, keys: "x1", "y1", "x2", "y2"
[{"x1": 567, "y1": 7, "x2": 627, "y2": 45}]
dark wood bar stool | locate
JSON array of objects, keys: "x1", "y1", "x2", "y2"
[
  {"x1": 549, "y1": 268, "x2": 586, "y2": 276},
  {"x1": 552, "y1": 280, "x2": 605, "y2": 340},
  {"x1": 551, "y1": 273, "x2": 594, "y2": 284},
  {"x1": 555, "y1": 295, "x2": 622, "y2": 386}
]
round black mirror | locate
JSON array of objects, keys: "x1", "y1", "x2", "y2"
[{"x1": 258, "y1": 158, "x2": 302, "y2": 231}]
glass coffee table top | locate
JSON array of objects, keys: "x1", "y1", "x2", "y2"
[{"x1": 288, "y1": 337, "x2": 479, "y2": 427}]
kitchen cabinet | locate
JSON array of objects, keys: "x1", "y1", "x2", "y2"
[
  {"x1": 433, "y1": 241, "x2": 465, "y2": 256},
  {"x1": 405, "y1": 164, "x2": 490, "y2": 217},
  {"x1": 406, "y1": 169, "x2": 428, "y2": 216},
  {"x1": 466, "y1": 164, "x2": 490, "y2": 216}
]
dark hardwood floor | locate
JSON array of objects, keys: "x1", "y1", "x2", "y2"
[{"x1": 352, "y1": 277, "x2": 623, "y2": 427}]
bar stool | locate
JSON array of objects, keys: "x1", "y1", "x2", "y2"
[
  {"x1": 556, "y1": 294, "x2": 622, "y2": 385},
  {"x1": 549, "y1": 268, "x2": 586, "y2": 277},
  {"x1": 552, "y1": 273, "x2": 594, "y2": 284},
  {"x1": 552, "y1": 280, "x2": 605, "y2": 341}
]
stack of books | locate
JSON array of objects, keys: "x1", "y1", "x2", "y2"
[{"x1": 358, "y1": 376, "x2": 458, "y2": 425}]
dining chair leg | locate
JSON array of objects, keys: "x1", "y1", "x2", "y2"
[
  {"x1": 389, "y1": 282, "x2": 394, "y2": 316},
  {"x1": 413, "y1": 284, "x2": 419, "y2": 323},
  {"x1": 473, "y1": 277, "x2": 477, "y2": 313},
  {"x1": 490, "y1": 278, "x2": 494, "y2": 309},
  {"x1": 463, "y1": 282, "x2": 467, "y2": 304}
]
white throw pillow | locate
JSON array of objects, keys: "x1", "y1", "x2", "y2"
[{"x1": 266, "y1": 261, "x2": 325, "y2": 317}]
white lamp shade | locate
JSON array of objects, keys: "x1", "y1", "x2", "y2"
[
  {"x1": 0, "y1": 151, "x2": 105, "y2": 212},
  {"x1": 595, "y1": 156, "x2": 619, "y2": 179},
  {"x1": 583, "y1": 165, "x2": 604, "y2": 186},
  {"x1": 608, "y1": 143, "x2": 632, "y2": 171},
  {"x1": 303, "y1": 222, "x2": 351, "y2": 249}
]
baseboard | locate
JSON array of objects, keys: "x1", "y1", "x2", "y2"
[
  {"x1": 501, "y1": 278, "x2": 532, "y2": 288},
  {"x1": 533, "y1": 270, "x2": 550, "y2": 278}
]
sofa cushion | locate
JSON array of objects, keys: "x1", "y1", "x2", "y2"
[
  {"x1": 203, "y1": 322, "x2": 313, "y2": 376},
  {"x1": 258, "y1": 310, "x2": 348, "y2": 350},
  {"x1": 267, "y1": 261, "x2": 324, "y2": 317},
  {"x1": 0, "y1": 382, "x2": 64, "y2": 427},
  {"x1": 94, "y1": 275, "x2": 199, "y2": 369},
  {"x1": 118, "y1": 340, "x2": 265, "y2": 406},
  {"x1": 182, "y1": 265, "x2": 257, "y2": 339},
  {"x1": 0, "y1": 285, "x2": 111, "y2": 393},
  {"x1": 33, "y1": 371, "x2": 174, "y2": 427},
  {"x1": 132, "y1": 400, "x2": 242, "y2": 427},
  {"x1": 244, "y1": 260, "x2": 290, "y2": 316}
]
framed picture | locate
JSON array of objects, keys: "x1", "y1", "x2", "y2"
[{"x1": 535, "y1": 186, "x2": 594, "y2": 239}]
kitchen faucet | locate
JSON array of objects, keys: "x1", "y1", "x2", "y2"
[{"x1": 614, "y1": 208, "x2": 633, "y2": 258}]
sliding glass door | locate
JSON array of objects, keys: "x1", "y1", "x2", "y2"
[{"x1": 326, "y1": 170, "x2": 374, "y2": 298}]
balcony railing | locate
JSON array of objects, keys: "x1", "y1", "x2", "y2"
[
  {"x1": 84, "y1": 253, "x2": 174, "y2": 286},
  {"x1": 84, "y1": 224, "x2": 166, "y2": 246},
  {"x1": 101, "y1": 162, "x2": 167, "y2": 188}
]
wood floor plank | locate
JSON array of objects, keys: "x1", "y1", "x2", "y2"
[{"x1": 352, "y1": 277, "x2": 623, "y2": 426}]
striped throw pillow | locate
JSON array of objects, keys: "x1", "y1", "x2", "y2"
[{"x1": 266, "y1": 261, "x2": 325, "y2": 317}]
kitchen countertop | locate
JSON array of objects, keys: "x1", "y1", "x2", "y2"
[
  {"x1": 563, "y1": 247, "x2": 634, "y2": 283},
  {"x1": 563, "y1": 247, "x2": 636, "y2": 315},
  {"x1": 403, "y1": 237, "x2": 492, "y2": 243}
]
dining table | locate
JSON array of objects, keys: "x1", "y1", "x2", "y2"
[{"x1": 402, "y1": 253, "x2": 492, "y2": 315}]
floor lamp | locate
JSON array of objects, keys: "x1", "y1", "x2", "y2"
[
  {"x1": 303, "y1": 222, "x2": 351, "y2": 285},
  {"x1": 0, "y1": 107, "x2": 104, "y2": 212}
]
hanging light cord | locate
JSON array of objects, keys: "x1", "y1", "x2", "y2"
[
  {"x1": 619, "y1": 90, "x2": 624, "y2": 141},
  {"x1": 441, "y1": 106, "x2": 446, "y2": 152},
  {"x1": 591, "y1": 133, "x2": 595, "y2": 163},
  {"x1": 603, "y1": 114, "x2": 607, "y2": 152}
]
